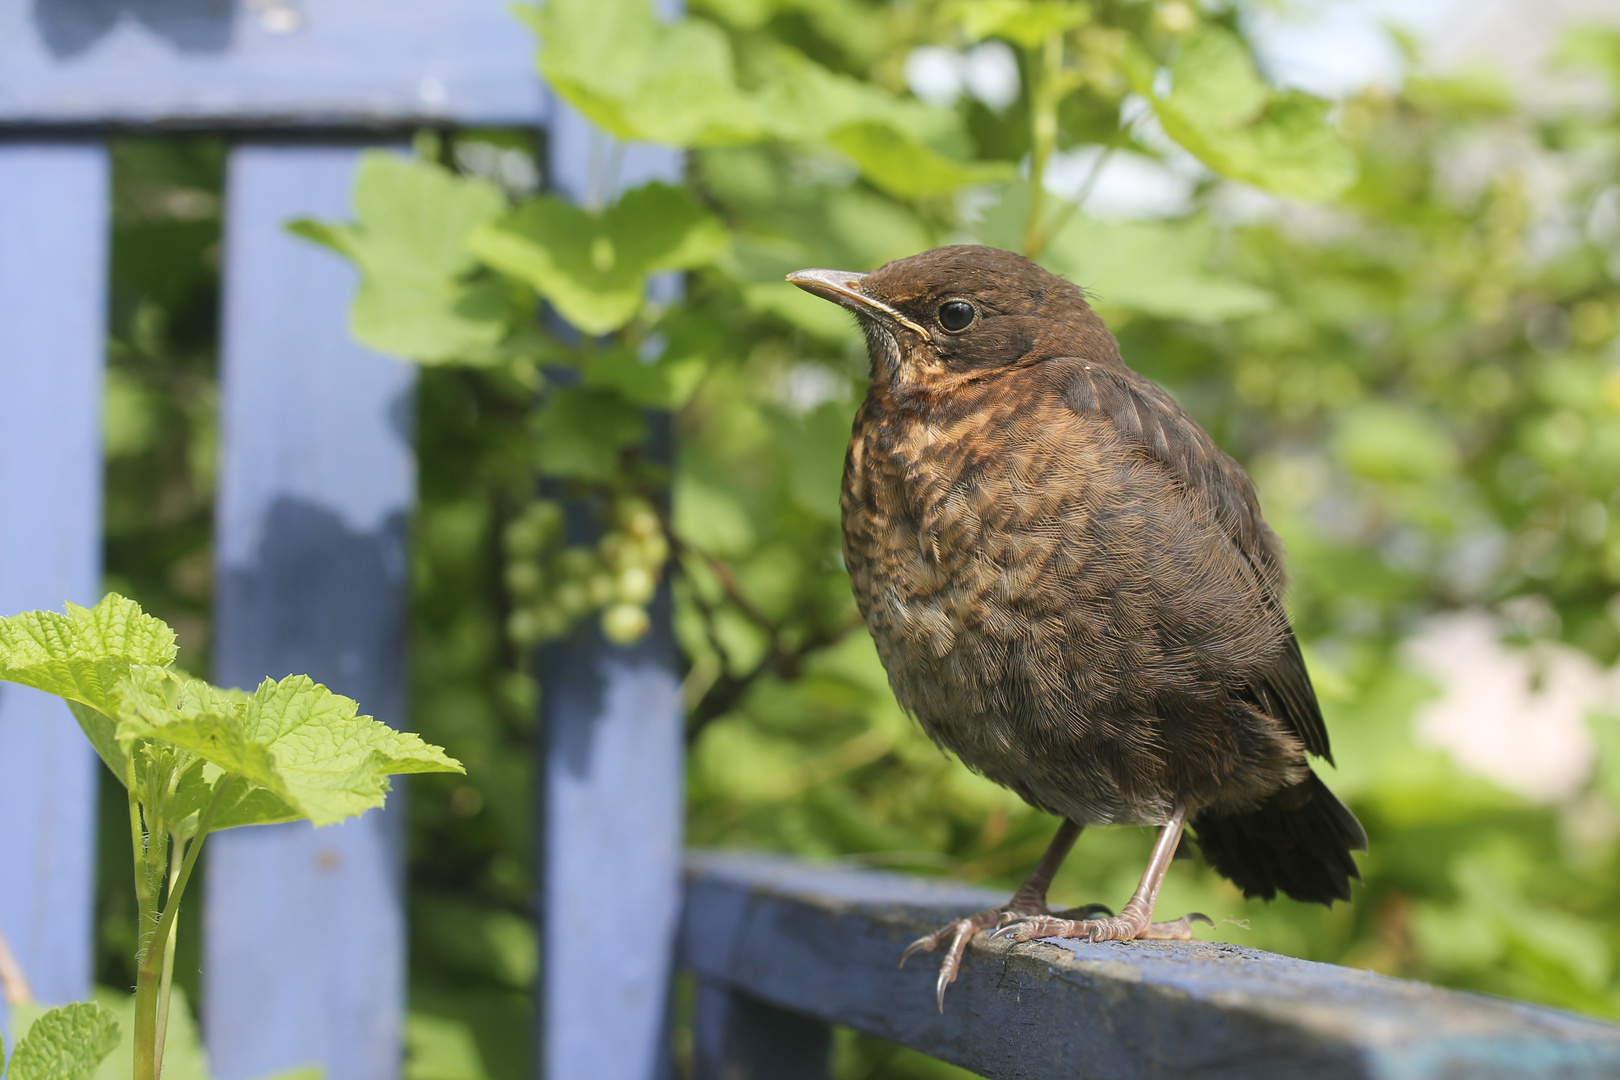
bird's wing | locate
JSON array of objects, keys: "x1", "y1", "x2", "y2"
[{"x1": 1056, "y1": 360, "x2": 1333, "y2": 762}]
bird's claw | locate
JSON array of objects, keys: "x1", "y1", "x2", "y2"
[{"x1": 991, "y1": 909, "x2": 1212, "y2": 944}]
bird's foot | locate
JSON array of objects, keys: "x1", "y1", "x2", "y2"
[
  {"x1": 991, "y1": 908, "x2": 1212, "y2": 944},
  {"x1": 899, "y1": 902, "x2": 1113, "y2": 1011}
]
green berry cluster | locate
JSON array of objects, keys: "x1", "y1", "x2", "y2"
[{"x1": 503, "y1": 494, "x2": 668, "y2": 648}]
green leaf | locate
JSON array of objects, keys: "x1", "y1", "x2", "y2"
[
  {"x1": 583, "y1": 346, "x2": 708, "y2": 409},
  {"x1": 1333, "y1": 403, "x2": 1458, "y2": 483},
  {"x1": 116, "y1": 668, "x2": 464, "y2": 829},
  {"x1": 754, "y1": 49, "x2": 950, "y2": 146},
  {"x1": 0, "y1": 594, "x2": 460, "y2": 829},
  {"x1": 520, "y1": 0, "x2": 976, "y2": 201},
  {"x1": 531, "y1": 387, "x2": 649, "y2": 481},
  {"x1": 828, "y1": 122, "x2": 1016, "y2": 199},
  {"x1": 1137, "y1": 27, "x2": 1357, "y2": 201},
  {"x1": 979, "y1": 186, "x2": 1273, "y2": 322},
  {"x1": 0, "y1": 593, "x2": 175, "y2": 779},
  {"x1": 956, "y1": 0, "x2": 1090, "y2": 49},
  {"x1": 741, "y1": 282, "x2": 861, "y2": 341},
  {"x1": 6, "y1": 1002, "x2": 120, "y2": 1080},
  {"x1": 518, "y1": 0, "x2": 767, "y2": 147},
  {"x1": 468, "y1": 183, "x2": 726, "y2": 335},
  {"x1": 289, "y1": 153, "x2": 513, "y2": 363}
]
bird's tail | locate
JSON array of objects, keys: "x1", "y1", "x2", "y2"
[{"x1": 1192, "y1": 771, "x2": 1367, "y2": 905}]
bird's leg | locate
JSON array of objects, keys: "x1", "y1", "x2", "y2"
[
  {"x1": 901, "y1": 819, "x2": 1102, "y2": 1010},
  {"x1": 993, "y1": 804, "x2": 1211, "y2": 945}
]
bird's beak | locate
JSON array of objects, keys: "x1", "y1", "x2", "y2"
[{"x1": 785, "y1": 268, "x2": 931, "y2": 338}]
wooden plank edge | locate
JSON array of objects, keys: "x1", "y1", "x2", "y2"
[{"x1": 680, "y1": 850, "x2": 1620, "y2": 1080}]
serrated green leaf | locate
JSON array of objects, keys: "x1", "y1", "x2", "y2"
[
  {"x1": 1164, "y1": 26, "x2": 1268, "y2": 130},
  {"x1": 7, "y1": 1002, "x2": 120, "y2": 1080},
  {"x1": 468, "y1": 183, "x2": 725, "y2": 335},
  {"x1": 290, "y1": 153, "x2": 514, "y2": 363},
  {"x1": 1138, "y1": 27, "x2": 1357, "y2": 201},
  {"x1": 828, "y1": 122, "x2": 1016, "y2": 199},
  {"x1": 116, "y1": 668, "x2": 463, "y2": 828},
  {"x1": 519, "y1": 0, "x2": 971, "y2": 203},
  {"x1": 0, "y1": 594, "x2": 175, "y2": 780},
  {"x1": 956, "y1": 0, "x2": 1090, "y2": 49},
  {"x1": 518, "y1": 0, "x2": 767, "y2": 147},
  {"x1": 531, "y1": 387, "x2": 649, "y2": 480},
  {"x1": 755, "y1": 49, "x2": 949, "y2": 145}
]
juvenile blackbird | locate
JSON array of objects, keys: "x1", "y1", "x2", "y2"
[{"x1": 787, "y1": 246, "x2": 1366, "y2": 1009}]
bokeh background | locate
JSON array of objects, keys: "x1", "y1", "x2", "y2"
[{"x1": 94, "y1": 0, "x2": 1620, "y2": 1076}]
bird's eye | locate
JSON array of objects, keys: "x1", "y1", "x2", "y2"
[{"x1": 937, "y1": 300, "x2": 976, "y2": 333}]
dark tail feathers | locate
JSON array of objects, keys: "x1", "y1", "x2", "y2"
[{"x1": 1192, "y1": 772, "x2": 1367, "y2": 905}]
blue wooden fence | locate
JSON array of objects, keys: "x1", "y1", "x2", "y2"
[{"x1": 0, "y1": 3, "x2": 683, "y2": 1078}]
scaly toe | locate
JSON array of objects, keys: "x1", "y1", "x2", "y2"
[{"x1": 1138, "y1": 912, "x2": 1214, "y2": 940}]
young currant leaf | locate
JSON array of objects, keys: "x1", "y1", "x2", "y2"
[
  {"x1": 0, "y1": 593, "x2": 175, "y2": 779},
  {"x1": 5, "y1": 1002, "x2": 121, "y2": 1080},
  {"x1": 521, "y1": 0, "x2": 978, "y2": 200},
  {"x1": 517, "y1": 0, "x2": 767, "y2": 147},
  {"x1": 756, "y1": 50, "x2": 952, "y2": 146},
  {"x1": 1135, "y1": 27, "x2": 1357, "y2": 201},
  {"x1": 114, "y1": 667, "x2": 463, "y2": 829},
  {"x1": 468, "y1": 183, "x2": 726, "y2": 336},
  {"x1": 956, "y1": 0, "x2": 1092, "y2": 49},
  {"x1": 828, "y1": 122, "x2": 1016, "y2": 200},
  {"x1": 289, "y1": 152, "x2": 515, "y2": 363}
]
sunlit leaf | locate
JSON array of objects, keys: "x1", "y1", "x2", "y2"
[
  {"x1": 1136, "y1": 27, "x2": 1357, "y2": 201},
  {"x1": 6, "y1": 1002, "x2": 120, "y2": 1080},
  {"x1": 114, "y1": 666, "x2": 462, "y2": 828},
  {"x1": 289, "y1": 153, "x2": 513, "y2": 363},
  {"x1": 956, "y1": 0, "x2": 1090, "y2": 49},
  {"x1": 468, "y1": 183, "x2": 726, "y2": 335},
  {"x1": 518, "y1": 0, "x2": 767, "y2": 146},
  {"x1": 828, "y1": 122, "x2": 1016, "y2": 199}
]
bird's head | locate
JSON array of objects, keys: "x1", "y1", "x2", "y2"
[{"x1": 786, "y1": 245, "x2": 1119, "y2": 392}]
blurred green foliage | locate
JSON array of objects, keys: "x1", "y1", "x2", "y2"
[{"x1": 95, "y1": 1, "x2": 1620, "y2": 1077}]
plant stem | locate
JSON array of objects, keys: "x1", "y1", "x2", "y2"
[
  {"x1": 1024, "y1": 31, "x2": 1065, "y2": 258},
  {"x1": 133, "y1": 783, "x2": 225, "y2": 1080},
  {"x1": 153, "y1": 834, "x2": 185, "y2": 1079},
  {"x1": 0, "y1": 921, "x2": 34, "y2": 1006}
]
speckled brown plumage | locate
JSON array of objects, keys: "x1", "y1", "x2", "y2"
[{"x1": 788, "y1": 246, "x2": 1365, "y2": 1006}]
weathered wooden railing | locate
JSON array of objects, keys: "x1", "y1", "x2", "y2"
[
  {"x1": 684, "y1": 852, "x2": 1620, "y2": 1080},
  {"x1": 5, "y1": 3, "x2": 1620, "y2": 1080}
]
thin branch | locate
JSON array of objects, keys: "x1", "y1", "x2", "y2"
[{"x1": 0, "y1": 921, "x2": 34, "y2": 1006}]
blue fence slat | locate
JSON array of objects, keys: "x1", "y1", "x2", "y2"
[
  {"x1": 535, "y1": 101, "x2": 685, "y2": 1080},
  {"x1": 692, "y1": 982, "x2": 833, "y2": 1080},
  {"x1": 0, "y1": 140, "x2": 108, "y2": 1038},
  {"x1": 205, "y1": 143, "x2": 415, "y2": 1080},
  {"x1": 0, "y1": 0, "x2": 544, "y2": 129}
]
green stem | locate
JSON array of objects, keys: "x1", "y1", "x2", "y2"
[
  {"x1": 1024, "y1": 31, "x2": 1065, "y2": 257},
  {"x1": 133, "y1": 783, "x2": 226, "y2": 1080},
  {"x1": 1039, "y1": 145, "x2": 1116, "y2": 250},
  {"x1": 154, "y1": 834, "x2": 184, "y2": 1079}
]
